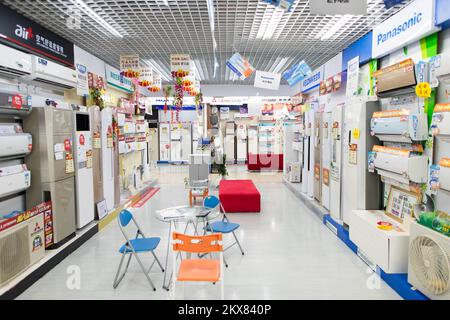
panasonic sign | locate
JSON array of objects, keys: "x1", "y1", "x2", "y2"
[{"x1": 372, "y1": 0, "x2": 440, "y2": 58}]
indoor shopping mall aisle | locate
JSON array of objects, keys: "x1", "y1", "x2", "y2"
[{"x1": 18, "y1": 167, "x2": 400, "y2": 300}]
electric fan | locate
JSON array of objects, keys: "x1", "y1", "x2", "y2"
[{"x1": 408, "y1": 221, "x2": 450, "y2": 299}]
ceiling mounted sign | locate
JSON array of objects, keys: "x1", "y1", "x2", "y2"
[
  {"x1": 372, "y1": 0, "x2": 440, "y2": 58},
  {"x1": 120, "y1": 54, "x2": 140, "y2": 78},
  {"x1": 170, "y1": 54, "x2": 191, "y2": 78},
  {"x1": 282, "y1": 60, "x2": 312, "y2": 87},
  {"x1": 254, "y1": 71, "x2": 281, "y2": 90},
  {"x1": 310, "y1": 0, "x2": 367, "y2": 15},
  {"x1": 0, "y1": 3, "x2": 74, "y2": 67},
  {"x1": 139, "y1": 67, "x2": 153, "y2": 87},
  {"x1": 263, "y1": 0, "x2": 296, "y2": 12},
  {"x1": 226, "y1": 52, "x2": 255, "y2": 80}
]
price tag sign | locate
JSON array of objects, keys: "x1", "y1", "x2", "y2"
[
  {"x1": 65, "y1": 153, "x2": 75, "y2": 174},
  {"x1": 86, "y1": 150, "x2": 93, "y2": 169},
  {"x1": 93, "y1": 132, "x2": 101, "y2": 149}
]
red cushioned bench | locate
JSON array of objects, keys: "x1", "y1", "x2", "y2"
[{"x1": 219, "y1": 180, "x2": 261, "y2": 213}]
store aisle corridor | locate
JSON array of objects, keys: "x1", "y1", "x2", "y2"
[{"x1": 18, "y1": 167, "x2": 400, "y2": 300}]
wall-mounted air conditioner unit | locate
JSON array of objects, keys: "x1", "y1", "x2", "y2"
[
  {"x1": 0, "y1": 92, "x2": 32, "y2": 116},
  {"x1": 372, "y1": 145, "x2": 428, "y2": 185},
  {"x1": 432, "y1": 104, "x2": 450, "y2": 136},
  {"x1": 371, "y1": 109, "x2": 429, "y2": 143},
  {"x1": 373, "y1": 59, "x2": 417, "y2": 98},
  {"x1": 0, "y1": 213, "x2": 45, "y2": 286},
  {"x1": 0, "y1": 44, "x2": 32, "y2": 78},
  {"x1": 408, "y1": 221, "x2": 450, "y2": 300},
  {"x1": 434, "y1": 52, "x2": 450, "y2": 84},
  {"x1": 0, "y1": 165, "x2": 31, "y2": 198},
  {"x1": 29, "y1": 56, "x2": 77, "y2": 90},
  {"x1": 439, "y1": 158, "x2": 450, "y2": 192},
  {"x1": 0, "y1": 134, "x2": 32, "y2": 159}
]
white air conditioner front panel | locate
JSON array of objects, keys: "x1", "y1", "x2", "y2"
[
  {"x1": 31, "y1": 56, "x2": 77, "y2": 89},
  {"x1": 440, "y1": 164, "x2": 450, "y2": 192},
  {"x1": 0, "y1": 134, "x2": 32, "y2": 159},
  {"x1": 0, "y1": 169, "x2": 31, "y2": 198},
  {"x1": 374, "y1": 152, "x2": 428, "y2": 184},
  {"x1": 432, "y1": 109, "x2": 450, "y2": 136},
  {"x1": 0, "y1": 44, "x2": 32, "y2": 77}
]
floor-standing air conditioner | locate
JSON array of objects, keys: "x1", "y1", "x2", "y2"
[
  {"x1": 74, "y1": 111, "x2": 94, "y2": 229},
  {"x1": 89, "y1": 106, "x2": 104, "y2": 217},
  {"x1": 101, "y1": 107, "x2": 115, "y2": 212},
  {"x1": 24, "y1": 107, "x2": 76, "y2": 247},
  {"x1": 0, "y1": 213, "x2": 45, "y2": 286}
]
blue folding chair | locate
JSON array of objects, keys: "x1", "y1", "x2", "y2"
[
  {"x1": 113, "y1": 210, "x2": 164, "y2": 291},
  {"x1": 203, "y1": 196, "x2": 245, "y2": 267}
]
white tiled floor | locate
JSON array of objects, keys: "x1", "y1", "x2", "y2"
[{"x1": 17, "y1": 166, "x2": 401, "y2": 300}]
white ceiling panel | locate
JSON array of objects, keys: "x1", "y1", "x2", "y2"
[{"x1": 1, "y1": 0, "x2": 413, "y2": 84}]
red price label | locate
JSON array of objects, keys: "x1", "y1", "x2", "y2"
[
  {"x1": 79, "y1": 134, "x2": 85, "y2": 146},
  {"x1": 12, "y1": 95, "x2": 22, "y2": 109},
  {"x1": 64, "y1": 139, "x2": 72, "y2": 152}
]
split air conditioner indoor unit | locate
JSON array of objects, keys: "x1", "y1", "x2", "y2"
[
  {"x1": 0, "y1": 165, "x2": 31, "y2": 198},
  {"x1": 434, "y1": 52, "x2": 450, "y2": 84},
  {"x1": 0, "y1": 43, "x2": 32, "y2": 78},
  {"x1": 372, "y1": 145, "x2": 428, "y2": 185},
  {"x1": 374, "y1": 59, "x2": 417, "y2": 98},
  {"x1": 432, "y1": 104, "x2": 450, "y2": 137},
  {"x1": 29, "y1": 56, "x2": 77, "y2": 90},
  {"x1": 0, "y1": 134, "x2": 32, "y2": 159},
  {"x1": 371, "y1": 110, "x2": 429, "y2": 143},
  {"x1": 0, "y1": 92, "x2": 32, "y2": 116}
]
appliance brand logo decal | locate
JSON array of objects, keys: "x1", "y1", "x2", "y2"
[
  {"x1": 15, "y1": 24, "x2": 33, "y2": 40},
  {"x1": 376, "y1": 12, "x2": 422, "y2": 46}
]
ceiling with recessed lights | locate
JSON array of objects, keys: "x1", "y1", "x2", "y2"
[{"x1": 0, "y1": 0, "x2": 412, "y2": 85}]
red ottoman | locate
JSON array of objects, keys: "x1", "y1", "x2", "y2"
[{"x1": 219, "y1": 180, "x2": 261, "y2": 213}]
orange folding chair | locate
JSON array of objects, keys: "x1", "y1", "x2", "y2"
[{"x1": 171, "y1": 232, "x2": 224, "y2": 299}]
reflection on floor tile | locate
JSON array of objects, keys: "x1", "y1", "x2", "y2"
[{"x1": 18, "y1": 166, "x2": 400, "y2": 300}]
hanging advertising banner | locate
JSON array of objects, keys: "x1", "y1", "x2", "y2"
[
  {"x1": 0, "y1": 3, "x2": 74, "y2": 67},
  {"x1": 149, "y1": 74, "x2": 162, "y2": 92},
  {"x1": 263, "y1": 0, "x2": 296, "y2": 12},
  {"x1": 346, "y1": 56, "x2": 360, "y2": 98},
  {"x1": 76, "y1": 63, "x2": 89, "y2": 96},
  {"x1": 170, "y1": 54, "x2": 191, "y2": 77},
  {"x1": 254, "y1": 70, "x2": 281, "y2": 90},
  {"x1": 120, "y1": 54, "x2": 140, "y2": 78},
  {"x1": 310, "y1": 0, "x2": 367, "y2": 15},
  {"x1": 88, "y1": 72, "x2": 106, "y2": 90},
  {"x1": 301, "y1": 67, "x2": 323, "y2": 93},
  {"x1": 226, "y1": 52, "x2": 255, "y2": 80},
  {"x1": 106, "y1": 64, "x2": 134, "y2": 93},
  {"x1": 139, "y1": 67, "x2": 153, "y2": 87},
  {"x1": 383, "y1": 0, "x2": 404, "y2": 9},
  {"x1": 282, "y1": 60, "x2": 312, "y2": 87},
  {"x1": 372, "y1": 0, "x2": 440, "y2": 59}
]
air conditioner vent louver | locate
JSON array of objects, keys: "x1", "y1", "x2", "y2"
[
  {"x1": 0, "y1": 66, "x2": 30, "y2": 77},
  {"x1": 0, "y1": 225, "x2": 30, "y2": 286},
  {"x1": 33, "y1": 78, "x2": 74, "y2": 90}
]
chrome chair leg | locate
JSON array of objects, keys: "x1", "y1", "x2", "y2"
[{"x1": 232, "y1": 232, "x2": 245, "y2": 255}]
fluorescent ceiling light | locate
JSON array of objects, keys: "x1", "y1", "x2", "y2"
[
  {"x1": 162, "y1": 0, "x2": 169, "y2": 6},
  {"x1": 193, "y1": 60, "x2": 206, "y2": 81},
  {"x1": 206, "y1": 0, "x2": 215, "y2": 33},
  {"x1": 320, "y1": 15, "x2": 353, "y2": 40},
  {"x1": 71, "y1": 0, "x2": 123, "y2": 38},
  {"x1": 271, "y1": 57, "x2": 290, "y2": 74},
  {"x1": 145, "y1": 59, "x2": 171, "y2": 82}
]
